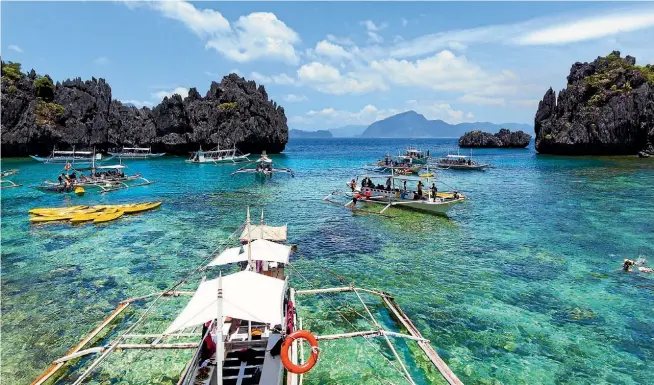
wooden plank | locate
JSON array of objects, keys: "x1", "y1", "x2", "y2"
[
  {"x1": 381, "y1": 297, "x2": 464, "y2": 385},
  {"x1": 32, "y1": 302, "x2": 130, "y2": 385}
]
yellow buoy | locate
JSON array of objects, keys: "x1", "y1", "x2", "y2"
[{"x1": 75, "y1": 186, "x2": 85, "y2": 196}]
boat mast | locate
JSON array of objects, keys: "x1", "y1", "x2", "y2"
[
  {"x1": 216, "y1": 272, "x2": 223, "y2": 385},
  {"x1": 246, "y1": 207, "x2": 253, "y2": 271}
]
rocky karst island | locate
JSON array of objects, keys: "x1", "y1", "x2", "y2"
[
  {"x1": 458, "y1": 129, "x2": 532, "y2": 148},
  {"x1": 1, "y1": 60, "x2": 288, "y2": 157},
  {"x1": 534, "y1": 51, "x2": 654, "y2": 156}
]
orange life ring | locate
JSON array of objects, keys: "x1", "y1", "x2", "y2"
[{"x1": 280, "y1": 330, "x2": 320, "y2": 374}]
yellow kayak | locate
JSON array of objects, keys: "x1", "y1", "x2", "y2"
[
  {"x1": 93, "y1": 210, "x2": 124, "y2": 223},
  {"x1": 121, "y1": 202, "x2": 162, "y2": 214},
  {"x1": 29, "y1": 206, "x2": 88, "y2": 216},
  {"x1": 30, "y1": 214, "x2": 75, "y2": 223}
]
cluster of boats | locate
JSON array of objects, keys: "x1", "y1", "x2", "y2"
[
  {"x1": 324, "y1": 146, "x2": 493, "y2": 217},
  {"x1": 32, "y1": 208, "x2": 464, "y2": 385},
  {"x1": 16, "y1": 145, "x2": 295, "y2": 197}
]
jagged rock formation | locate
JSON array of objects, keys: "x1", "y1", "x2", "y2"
[
  {"x1": 1, "y1": 60, "x2": 288, "y2": 156},
  {"x1": 534, "y1": 51, "x2": 654, "y2": 155},
  {"x1": 459, "y1": 129, "x2": 531, "y2": 148}
]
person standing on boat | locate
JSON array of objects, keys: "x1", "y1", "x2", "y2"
[
  {"x1": 417, "y1": 180, "x2": 424, "y2": 197},
  {"x1": 430, "y1": 183, "x2": 437, "y2": 201},
  {"x1": 386, "y1": 177, "x2": 392, "y2": 191}
]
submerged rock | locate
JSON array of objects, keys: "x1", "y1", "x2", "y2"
[
  {"x1": 458, "y1": 129, "x2": 531, "y2": 148},
  {"x1": 534, "y1": 51, "x2": 654, "y2": 155},
  {"x1": 1, "y1": 61, "x2": 288, "y2": 156}
]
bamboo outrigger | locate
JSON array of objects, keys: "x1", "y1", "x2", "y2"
[
  {"x1": 1, "y1": 169, "x2": 22, "y2": 189},
  {"x1": 32, "y1": 208, "x2": 464, "y2": 385}
]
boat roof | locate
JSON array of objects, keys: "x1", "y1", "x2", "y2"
[
  {"x1": 357, "y1": 174, "x2": 430, "y2": 181},
  {"x1": 54, "y1": 150, "x2": 93, "y2": 154},
  {"x1": 75, "y1": 164, "x2": 127, "y2": 171},
  {"x1": 206, "y1": 239, "x2": 292, "y2": 267},
  {"x1": 239, "y1": 224, "x2": 287, "y2": 242},
  {"x1": 256, "y1": 157, "x2": 273, "y2": 163},
  {"x1": 122, "y1": 147, "x2": 150, "y2": 151},
  {"x1": 164, "y1": 270, "x2": 286, "y2": 334},
  {"x1": 444, "y1": 155, "x2": 468, "y2": 158}
]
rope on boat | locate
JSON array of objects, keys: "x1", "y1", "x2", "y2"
[
  {"x1": 287, "y1": 262, "x2": 415, "y2": 385},
  {"x1": 69, "y1": 222, "x2": 248, "y2": 385}
]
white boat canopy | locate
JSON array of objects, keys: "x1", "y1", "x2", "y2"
[
  {"x1": 256, "y1": 157, "x2": 273, "y2": 163},
  {"x1": 207, "y1": 239, "x2": 292, "y2": 267},
  {"x1": 164, "y1": 270, "x2": 286, "y2": 334},
  {"x1": 239, "y1": 224, "x2": 288, "y2": 242}
]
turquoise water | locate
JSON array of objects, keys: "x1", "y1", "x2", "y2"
[{"x1": 2, "y1": 138, "x2": 653, "y2": 385}]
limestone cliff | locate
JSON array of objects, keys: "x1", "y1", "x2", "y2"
[
  {"x1": 459, "y1": 129, "x2": 531, "y2": 148},
  {"x1": 1, "y1": 60, "x2": 288, "y2": 156},
  {"x1": 534, "y1": 51, "x2": 654, "y2": 155}
]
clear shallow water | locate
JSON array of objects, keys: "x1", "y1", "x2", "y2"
[{"x1": 1, "y1": 138, "x2": 653, "y2": 385}]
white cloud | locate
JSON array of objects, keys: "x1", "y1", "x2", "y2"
[
  {"x1": 251, "y1": 71, "x2": 298, "y2": 86},
  {"x1": 121, "y1": 99, "x2": 155, "y2": 108},
  {"x1": 205, "y1": 71, "x2": 221, "y2": 78},
  {"x1": 93, "y1": 56, "x2": 110, "y2": 65},
  {"x1": 458, "y1": 94, "x2": 506, "y2": 106},
  {"x1": 137, "y1": 1, "x2": 300, "y2": 64},
  {"x1": 326, "y1": 34, "x2": 355, "y2": 46},
  {"x1": 401, "y1": 18, "x2": 408, "y2": 27},
  {"x1": 151, "y1": 87, "x2": 189, "y2": 100},
  {"x1": 8, "y1": 44, "x2": 23, "y2": 53},
  {"x1": 206, "y1": 12, "x2": 300, "y2": 64},
  {"x1": 367, "y1": 31, "x2": 384, "y2": 44},
  {"x1": 381, "y1": 6, "x2": 654, "y2": 60},
  {"x1": 361, "y1": 20, "x2": 387, "y2": 32},
  {"x1": 283, "y1": 94, "x2": 308, "y2": 103},
  {"x1": 509, "y1": 99, "x2": 540, "y2": 109},
  {"x1": 314, "y1": 40, "x2": 352, "y2": 60},
  {"x1": 297, "y1": 62, "x2": 386, "y2": 95},
  {"x1": 466, "y1": 112, "x2": 475, "y2": 119},
  {"x1": 514, "y1": 10, "x2": 654, "y2": 45},
  {"x1": 150, "y1": 0, "x2": 230, "y2": 37},
  {"x1": 370, "y1": 50, "x2": 519, "y2": 97}
]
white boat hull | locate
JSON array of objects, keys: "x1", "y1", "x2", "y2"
[
  {"x1": 436, "y1": 162, "x2": 488, "y2": 170},
  {"x1": 354, "y1": 187, "x2": 464, "y2": 216}
]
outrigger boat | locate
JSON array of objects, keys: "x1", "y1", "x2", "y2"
[
  {"x1": 396, "y1": 146, "x2": 429, "y2": 165},
  {"x1": 326, "y1": 173, "x2": 465, "y2": 216},
  {"x1": 32, "y1": 163, "x2": 154, "y2": 194},
  {"x1": 0, "y1": 169, "x2": 22, "y2": 189},
  {"x1": 231, "y1": 152, "x2": 295, "y2": 178},
  {"x1": 367, "y1": 154, "x2": 423, "y2": 175},
  {"x1": 187, "y1": 145, "x2": 251, "y2": 164},
  {"x1": 31, "y1": 208, "x2": 464, "y2": 385},
  {"x1": 108, "y1": 146, "x2": 166, "y2": 159},
  {"x1": 30, "y1": 146, "x2": 106, "y2": 165},
  {"x1": 435, "y1": 151, "x2": 489, "y2": 171}
]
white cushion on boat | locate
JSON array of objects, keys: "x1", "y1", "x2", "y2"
[
  {"x1": 165, "y1": 271, "x2": 286, "y2": 334},
  {"x1": 207, "y1": 239, "x2": 291, "y2": 267}
]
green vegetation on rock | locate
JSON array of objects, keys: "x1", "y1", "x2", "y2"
[
  {"x1": 34, "y1": 76, "x2": 55, "y2": 100},
  {"x1": 218, "y1": 101, "x2": 237, "y2": 110},
  {"x1": 36, "y1": 98, "x2": 64, "y2": 125},
  {"x1": 1, "y1": 61, "x2": 23, "y2": 82}
]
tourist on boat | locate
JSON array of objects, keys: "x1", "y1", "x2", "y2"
[
  {"x1": 58, "y1": 174, "x2": 64, "y2": 184},
  {"x1": 417, "y1": 181, "x2": 424, "y2": 197},
  {"x1": 386, "y1": 177, "x2": 392, "y2": 190},
  {"x1": 350, "y1": 179, "x2": 357, "y2": 191},
  {"x1": 70, "y1": 172, "x2": 77, "y2": 180},
  {"x1": 403, "y1": 180, "x2": 407, "y2": 191}
]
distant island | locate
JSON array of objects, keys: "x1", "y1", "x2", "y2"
[
  {"x1": 328, "y1": 125, "x2": 367, "y2": 137},
  {"x1": 459, "y1": 129, "x2": 532, "y2": 148},
  {"x1": 1, "y1": 60, "x2": 288, "y2": 157},
  {"x1": 361, "y1": 110, "x2": 532, "y2": 138},
  {"x1": 535, "y1": 51, "x2": 654, "y2": 156},
  {"x1": 289, "y1": 129, "x2": 333, "y2": 138}
]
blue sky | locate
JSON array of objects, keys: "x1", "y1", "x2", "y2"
[{"x1": 2, "y1": 1, "x2": 654, "y2": 130}]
